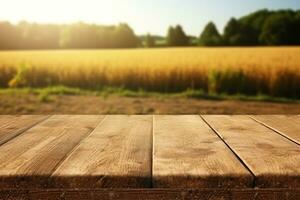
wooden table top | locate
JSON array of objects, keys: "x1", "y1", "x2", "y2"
[{"x1": 0, "y1": 115, "x2": 299, "y2": 196}]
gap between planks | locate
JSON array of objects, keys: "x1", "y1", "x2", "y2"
[
  {"x1": 0, "y1": 115, "x2": 106, "y2": 190},
  {"x1": 0, "y1": 115, "x2": 266, "y2": 189},
  {"x1": 150, "y1": 115, "x2": 154, "y2": 188},
  {"x1": 152, "y1": 115, "x2": 254, "y2": 188},
  {"x1": 199, "y1": 115, "x2": 257, "y2": 188},
  {"x1": 1, "y1": 115, "x2": 299, "y2": 189},
  {"x1": 202, "y1": 115, "x2": 300, "y2": 188},
  {"x1": 49, "y1": 115, "x2": 108, "y2": 176},
  {"x1": 249, "y1": 115, "x2": 300, "y2": 146},
  {"x1": 51, "y1": 115, "x2": 153, "y2": 188},
  {"x1": 0, "y1": 115, "x2": 51, "y2": 147}
]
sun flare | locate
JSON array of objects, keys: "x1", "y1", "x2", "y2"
[{"x1": 1, "y1": 0, "x2": 122, "y2": 25}]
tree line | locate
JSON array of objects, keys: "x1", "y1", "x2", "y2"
[
  {"x1": 0, "y1": 22, "x2": 140, "y2": 49},
  {"x1": 162, "y1": 9, "x2": 300, "y2": 47},
  {"x1": 198, "y1": 9, "x2": 300, "y2": 46},
  {"x1": 0, "y1": 9, "x2": 300, "y2": 49}
]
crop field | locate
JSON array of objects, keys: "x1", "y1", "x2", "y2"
[{"x1": 0, "y1": 47, "x2": 300, "y2": 98}]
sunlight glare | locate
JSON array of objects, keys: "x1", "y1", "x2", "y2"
[{"x1": 0, "y1": 0, "x2": 122, "y2": 24}]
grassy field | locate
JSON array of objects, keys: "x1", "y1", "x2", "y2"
[{"x1": 0, "y1": 47, "x2": 300, "y2": 98}]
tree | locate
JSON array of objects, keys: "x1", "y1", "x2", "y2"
[
  {"x1": 167, "y1": 26, "x2": 176, "y2": 46},
  {"x1": 59, "y1": 23, "x2": 100, "y2": 48},
  {"x1": 223, "y1": 18, "x2": 256, "y2": 46},
  {"x1": 224, "y1": 18, "x2": 241, "y2": 45},
  {"x1": 1, "y1": 9, "x2": 300, "y2": 49},
  {"x1": 0, "y1": 22, "x2": 20, "y2": 49},
  {"x1": 60, "y1": 23, "x2": 140, "y2": 49},
  {"x1": 174, "y1": 25, "x2": 189, "y2": 46},
  {"x1": 259, "y1": 14, "x2": 294, "y2": 45},
  {"x1": 199, "y1": 22, "x2": 222, "y2": 46},
  {"x1": 222, "y1": 9, "x2": 300, "y2": 46},
  {"x1": 17, "y1": 22, "x2": 61, "y2": 49},
  {"x1": 238, "y1": 9, "x2": 271, "y2": 44},
  {"x1": 113, "y1": 23, "x2": 140, "y2": 48},
  {"x1": 294, "y1": 12, "x2": 300, "y2": 44},
  {"x1": 145, "y1": 34, "x2": 155, "y2": 47},
  {"x1": 167, "y1": 25, "x2": 189, "y2": 46}
]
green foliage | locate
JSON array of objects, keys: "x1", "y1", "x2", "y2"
[
  {"x1": 209, "y1": 69, "x2": 243, "y2": 94},
  {"x1": 167, "y1": 25, "x2": 189, "y2": 46},
  {"x1": 0, "y1": 22, "x2": 20, "y2": 49},
  {"x1": 174, "y1": 25, "x2": 189, "y2": 46},
  {"x1": 166, "y1": 26, "x2": 176, "y2": 46},
  {"x1": 270, "y1": 69, "x2": 300, "y2": 98},
  {"x1": 199, "y1": 22, "x2": 222, "y2": 46},
  {"x1": 224, "y1": 9, "x2": 300, "y2": 46},
  {"x1": 0, "y1": 65, "x2": 16, "y2": 87},
  {"x1": 145, "y1": 34, "x2": 156, "y2": 47},
  {"x1": 60, "y1": 23, "x2": 140, "y2": 49},
  {"x1": 38, "y1": 90, "x2": 51, "y2": 102},
  {"x1": 259, "y1": 13, "x2": 294, "y2": 45},
  {"x1": 38, "y1": 86, "x2": 84, "y2": 96},
  {"x1": 8, "y1": 64, "x2": 30, "y2": 88},
  {"x1": 196, "y1": 9, "x2": 300, "y2": 46},
  {"x1": 114, "y1": 24, "x2": 141, "y2": 48},
  {"x1": 18, "y1": 22, "x2": 61, "y2": 49},
  {"x1": 208, "y1": 69, "x2": 259, "y2": 95},
  {"x1": 223, "y1": 18, "x2": 257, "y2": 46},
  {"x1": 1, "y1": 9, "x2": 300, "y2": 48},
  {"x1": 0, "y1": 22, "x2": 140, "y2": 49},
  {"x1": 1, "y1": 86, "x2": 297, "y2": 103},
  {"x1": 295, "y1": 12, "x2": 300, "y2": 41}
]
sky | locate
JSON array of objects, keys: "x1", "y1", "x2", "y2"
[{"x1": 0, "y1": 0, "x2": 300, "y2": 35}]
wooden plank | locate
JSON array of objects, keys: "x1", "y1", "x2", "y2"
[
  {"x1": 153, "y1": 115, "x2": 253, "y2": 188},
  {"x1": 251, "y1": 115, "x2": 300, "y2": 145},
  {"x1": 0, "y1": 115, "x2": 104, "y2": 190},
  {"x1": 52, "y1": 115, "x2": 152, "y2": 189},
  {"x1": 1, "y1": 188, "x2": 299, "y2": 200},
  {"x1": 0, "y1": 115, "x2": 48, "y2": 146},
  {"x1": 202, "y1": 115, "x2": 300, "y2": 188}
]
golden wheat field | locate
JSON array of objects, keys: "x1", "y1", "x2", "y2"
[{"x1": 0, "y1": 47, "x2": 300, "y2": 98}]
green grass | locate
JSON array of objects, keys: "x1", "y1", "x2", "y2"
[{"x1": 0, "y1": 86, "x2": 298, "y2": 103}]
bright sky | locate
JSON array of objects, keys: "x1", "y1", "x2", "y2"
[{"x1": 0, "y1": 0, "x2": 299, "y2": 35}]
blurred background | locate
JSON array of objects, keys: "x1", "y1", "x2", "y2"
[{"x1": 0, "y1": 0, "x2": 300, "y2": 114}]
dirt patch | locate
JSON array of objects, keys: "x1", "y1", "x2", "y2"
[{"x1": 1, "y1": 94, "x2": 300, "y2": 114}]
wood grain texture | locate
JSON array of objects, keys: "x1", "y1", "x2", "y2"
[
  {"x1": 0, "y1": 115, "x2": 104, "y2": 190},
  {"x1": 52, "y1": 115, "x2": 152, "y2": 189},
  {"x1": 153, "y1": 115, "x2": 253, "y2": 188},
  {"x1": 202, "y1": 115, "x2": 300, "y2": 188},
  {"x1": 1, "y1": 189, "x2": 299, "y2": 200},
  {"x1": 0, "y1": 115, "x2": 48, "y2": 146},
  {"x1": 251, "y1": 115, "x2": 300, "y2": 145}
]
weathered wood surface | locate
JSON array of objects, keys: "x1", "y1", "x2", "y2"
[
  {"x1": 1, "y1": 189, "x2": 299, "y2": 200},
  {"x1": 0, "y1": 115, "x2": 48, "y2": 146},
  {"x1": 0, "y1": 115, "x2": 104, "y2": 189},
  {"x1": 251, "y1": 115, "x2": 300, "y2": 145},
  {"x1": 0, "y1": 115, "x2": 299, "y2": 199},
  {"x1": 202, "y1": 115, "x2": 300, "y2": 188},
  {"x1": 52, "y1": 115, "x2": 152, "y2": 189},
  {"x1": 153, "y1": 115, "x2": 253, "y2": 188}
]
